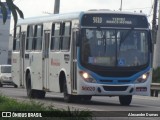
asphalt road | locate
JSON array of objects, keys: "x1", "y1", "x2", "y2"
[{"x1": 0, "y1": 85, "x2": 160, "y2": 120}]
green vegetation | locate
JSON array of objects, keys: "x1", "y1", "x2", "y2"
[
  {"x1": 152, "y1": 67, "x2": 160, "y2": 83},
  {"x1": 0, "y1": 95, "x2": 92, "y2": 120},
  {"x1": 0, "y1": 0, "x2": 24, "y2": 24}
]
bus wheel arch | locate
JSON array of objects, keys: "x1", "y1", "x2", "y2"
[
  {"x1": 59, "y1": 71, "x2": 66, "y2": 93},
  {"x1": 59, "y1": 71, "x2": 72, "y2": 102},
  {"x1": 25, "y1": 69, "x2": 30, "y2": 85},
  {"x1": 25, "y1": 69, "x2": 31, "y2": 89},
  {"x1": 25, "y1": 69, "x2": 45, "y2": 99}
]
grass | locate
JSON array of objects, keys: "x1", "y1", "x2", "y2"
[{"x1": 0, "y1": 95, "x2": 92, "y2": 120}]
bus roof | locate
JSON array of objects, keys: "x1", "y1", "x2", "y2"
[
  {"x1": 17, "y1": 10, "x2": 147, "y2": 25},
  {"x1": 17, "y1": 12, "x2": 82, "y2": 25}
]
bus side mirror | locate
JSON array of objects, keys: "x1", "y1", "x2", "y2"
[
  {"x1": 151, "y1": 29, "x2": 157, "y2": 44},
  {"x1": 149, "y1": 30, "x2": 153, "y2": 53},
  {"x1": 76, "y1": 31, "x2": 80, "y2": 46}
]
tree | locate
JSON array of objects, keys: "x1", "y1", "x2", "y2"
[{"x1": 0, "y1": 0, "x2": 24, "y2": 25}]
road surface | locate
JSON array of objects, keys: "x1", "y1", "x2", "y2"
[{"x1": 0, "y1": 86, "x2": 160, "y2": 120}]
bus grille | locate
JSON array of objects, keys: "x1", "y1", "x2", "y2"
[
  {"x1": 118, "y1": 80, "x2": 131, "y2": 83},
  {"x1": 99, "y1": 80, "x2": 131, "y2": 84},
  {"x1": 103, "y1": 86, "x2": 128, "y2": 91},
  {"x1": 99, "y1": 80, "x2": 113, "y2": 83}
]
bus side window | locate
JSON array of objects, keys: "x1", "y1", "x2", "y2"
[
  {"x1": 34, "y1": 25, "x2": 43, "y2": 50},
  {"x1": 61, "y1": 22, "x2": 71, "y2": 51},
  {"x1": 51, "y1": 23, "x2": 60, "y2": 51},
  {"x1": 26, "y1": 25, "x2": 34, "y2": 50},
  {"x1": 13, "y1": 26, "x2": 21, "y2": 51}
]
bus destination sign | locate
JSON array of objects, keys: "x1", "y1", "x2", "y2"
[
  {"x1": 81, "y1": 14, "x2": 148, "y2": 28},
  {"x1": 106, "y1": 18, "x2": 132, "y2": 25}
]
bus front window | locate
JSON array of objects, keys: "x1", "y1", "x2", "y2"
[{"x1": 81, "y1": 29, "x2": 149, "y2": 67}]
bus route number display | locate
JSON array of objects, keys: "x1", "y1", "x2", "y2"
[
  {"x1": 93, "y1": 17, "x2": 103, "y2": 23},
  {"x1": 93, "y1": 17, "x2": 132, "y2": 25},
  {"x1": 82, "y1": 14, "x2": 148, "y2": 28}
]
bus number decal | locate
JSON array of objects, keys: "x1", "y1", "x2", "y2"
[{"x1": 93, "y1": 17, "x2": 102, "y2": 23}]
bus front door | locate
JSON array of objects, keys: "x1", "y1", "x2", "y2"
[
  {"x1": 42, "y1": 30, "x2": 50, "y2": 90},
  {"x1": 20, "y1": 32, "x2": 26, "y2": 87},
  {"x1": 71, "y1": 30, "x2": 78, "y2": 92}
]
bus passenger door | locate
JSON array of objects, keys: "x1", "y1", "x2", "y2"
[
  {"x1": 20, "y1": 32, "x2": 26, "y2": 87},
  {"x1": 71, "y1": 30, "x2": 78, "y2": 93},
  {"x1": 12, "y1": 27, "x2": 21, "y2": 87},
  {"x1": 42, "y1": 30, "x2": 50, "y2": 90}
]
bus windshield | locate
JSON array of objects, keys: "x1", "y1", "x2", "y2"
[{"x1": 81, "y1": 28, "x2": 149, "y2": 67}]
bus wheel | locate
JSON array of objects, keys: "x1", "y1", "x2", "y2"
[
  {"x1": 14, "y1": 84, "x2": 18, "y2": 88},
  {"x1": 119, "y1": 95, "x2": 132, "y2": 106},
  {"x1": 63, "y1": 79, "x2": 73, "y2": 103},
  {"x1": 26, "y1": 73, "x2": 35, "y2": 98},
  {"x1": 35, "y1": 90, "x2": 46, "y2": 99},
  {"x1": 26, "y1": 74, "x2": 45, "y2": 99},
  {"x1": 81, "y1": 95, "x2": 92, "y2": 101}
]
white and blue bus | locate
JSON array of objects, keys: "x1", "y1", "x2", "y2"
[{"x1": 12, "y1": 10, "x2": 152, "y2": 105}]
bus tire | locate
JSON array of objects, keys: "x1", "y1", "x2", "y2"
[
  {"x1": 14, "y1": 84, "x2": 18, "y2": 88},
  {"x1": 63, "y1": 79, "x2": 73, "y2": 103},
  {"x1": 26, "y1": 73, "x2": 35, "y2": 98},
  {"x1": 35, "y1": 90, "x2": 46, "y2": 99},
  {"x1": 119, "y1": 95, "x2": 132, "y2": 106},
  {"x1": 81, "y1": 95, "x2": 92, "y2": 101},
  {"x1": 26, "y1": 73, "x2": 45, "y2": 99}
]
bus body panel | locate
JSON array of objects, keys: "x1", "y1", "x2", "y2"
[
  {"x1": 30, "y1": 52, "x2": 43, "y2": 90},
  {"x1": 59, "y1": 52, "x2": 72, "y2": 94},
  {"x1": 49, "y1": 52, "x2": 72, "y2": 93},
  {"x1": 49, "y1": 52, "x2": 61, "y2": 92},
  {"x1": 12, "y1": 52, "x2": 20, "y2": 87}
]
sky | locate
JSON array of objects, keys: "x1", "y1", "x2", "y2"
[
  {"x1": 1, "y1": 0, "x2": 156, "y2": 29},
  {"x1": 13, "y1": 0, "x2": 154, "y2": 17}
]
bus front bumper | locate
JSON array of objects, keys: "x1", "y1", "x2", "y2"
[{"x1": 78, "y1": 82, "x2": 150, "y2": 96}]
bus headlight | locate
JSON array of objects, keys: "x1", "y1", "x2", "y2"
[
  {"x1": 79, "y1": 71, "x2": 96, "y2": 83},
  {"x1": 134, "y1": 72, "x2": 150, "y2": 83}
]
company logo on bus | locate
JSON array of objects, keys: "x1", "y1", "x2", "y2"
[{"x1": 12, "y1": 59, "x2": 17, "y2": 63}]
